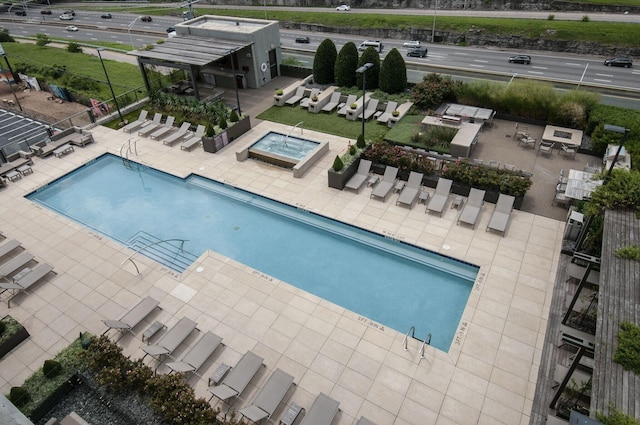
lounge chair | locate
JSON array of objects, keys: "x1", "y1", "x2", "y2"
[
  {"x1": 285, "y1": 87, "x2": 306, "y2": 106},
  {"x1": 426, "y1": 178, "x2": 453, "y2": 216},
  {"x1": 238, "y1": 368, "x2": 295, "y2": 424},
  {"x1": 370, "y1": 166, "x2": 398, "y2": 201},
  {"x1": 1, "y1": 263, "x2": 54, "y2": 307},
  {"x1": 208, "y1": 350, "x2": 264, "y2": 408},
  {"x1": 337, "y1": 94, "x2": 358, "y2": 116},
  {"x1": 137, "y1": 113, "x2": 164, "y2": 137},
  {"x1": 0, "y1": 251, "x2": 34, "y2": 279},
  {"x1": 166, "y1": 330, "x2": 223, "y2": 375},
  {"x1": 457, "y1": 188, "x2": 486, "y2": 228},
  {"x1": 321, "y1": 92, "x2": 342, "y2": 113},
  {"x1": 141, "y1": 316, "x2": 198, "y2": 363},
  {"x1": 121, "y1": 110, "x2": 149, "y2": 134},
  {"x1": 396, "y1": 171, "x2": 424, "y2": 209},
  {"x1": 344, "y1": 159, "x2": 372, "y2": 193},
  {"x1": 376, "y1": 101, "x2": 398, "y2": 124},
  {"x1": 300, "y1": 393, "x2": 340, "y2": 425},
  {"x1": 102, "y1": 296, "x2": 160, "y2": 336},
  {"x1": 358, "y1": 98, "x2": 379, "y2": 121},
  {"x1": 356, "y1": 417, "x2": 377, "y2": 425},
  {"x1": 180, "y1": 124, "x2": 206, "y2": 151},
  {"x1": 486, "y1": 193, "x2": 516, "y2": 236},
  {"x1": 149, "y1": 116, "x2": 176, "y2": 140},
  {"x1": 162, "y1": 122, "x2": 192, "y2": 146},
  {"x1": 0, "y1": 239, "x2": 20, "y2": 259},
  {"x1": 300, "y1": 88, "x2": 320, "y2": 108}
]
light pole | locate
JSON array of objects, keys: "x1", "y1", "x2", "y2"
[
  {"x1": 96, "y1": 47, "x2": 124, "y2": 124},
  {"x1": 603, "y1": 124, "x2": 630, "y2": 184},
  {"x1": 228, "y1": 48, "x2": 241, "y2": 115},
  {"x1": 356, "y1": 62, "x2": 373, "y2": 144},
  {"x1": 127, "y1": 16, "x2": 141, "y2": 50},
  {"x1": 431, "y1": 0, "x2": 438, "y2": 43}
]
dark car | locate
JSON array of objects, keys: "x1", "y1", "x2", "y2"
[
  {"x1": 14, "y1": 10, "x2": 26, "y2": 16},
  {"x1": 40, "y1": 9, "x2": 52, "y2": 14},
  {"x1": 140, "y1": 15, "x2": 152, "y2": 22},
  {"x1": 166, "y1": 27, "x2": 176, "y2": 33},
  {"x1": 604, "y1": 57, "x2": 633, "y2": 68},
  {"x1": 295, "y1": 36, "x2": 310, "y2": 43},
  {"x1": 508, "y1": 54, "x2": 531, "y2": 64},
  {"x1": 407, "y1": 47, "x2": 428, "y2": 58},
  {"x1": 64, "y1": 9, "x2": 75, "y2": 16},
  {"x1": 101, "y1": 13, "x2": 112, "y2": 19}
]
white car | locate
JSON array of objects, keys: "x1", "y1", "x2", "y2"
[
  {"x1": 403, "y1": 40, "x2": 421, "y2": 48},
  {"x1": 336, "y1": 4, "x2": 350, "y2": 11},
  {"x1": 59, "y1": 13, "x2": 73, "y2": 20},
  {"x1": 65, "y1": 25, "x2": 78, "y2": 31}
]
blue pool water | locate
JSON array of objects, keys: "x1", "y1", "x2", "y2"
[
  {"x1": 250, "y1": 131, "x2": 319, "y2": 160},
  {"x1": 27, "y1": 154, "x2": 478, "y2": 351}
]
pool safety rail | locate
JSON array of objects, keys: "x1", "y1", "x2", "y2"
[
  {"x1": 283, "y1": 121, "x2": 304, "y2": 147},
  {"x1": 123, "y1": 231, "x2": 198, "y2": 274},
  {"x1": 120, "y1": 137, "x2": 138, "y2": 169},
  {"x1": 402, "y1": 326, "x2": 432, "y2": 362}
]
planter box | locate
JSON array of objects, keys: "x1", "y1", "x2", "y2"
[
  {"x1": 29, "y1": 373, "x2": 81, "y2": 423},
  {"x1": 203, "y1": 116, "x2": 251, "y2": 154},
  {"x1": 328, "y1": 158, "x2": 360, "y2": 190},
  {"x1": 225, "y1": 116, "x2": 251, "y2": 143},
  {"x1": 0, "y1": 316, "x2": 29, "y2": 359}
]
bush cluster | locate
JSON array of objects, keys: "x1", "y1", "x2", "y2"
[
  {"x1": 613, "y1": 322, "x2": 640, "y2": 375},
  {"x1": 361, "y1": 142, "x2": 437, "y2": 176},
  {"x1": 442, "y1": 160, "x2": 532, "y2": 197}
]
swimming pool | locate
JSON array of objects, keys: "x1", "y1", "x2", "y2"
[{"x1": 27, "y1": 154, "x2": 478, "y2": 351}]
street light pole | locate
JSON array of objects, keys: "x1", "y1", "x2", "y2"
[
  {"x1": 603, "y1": 124, "x2": 630, "y2": 184},
  {"x1": 96, "y1": 47, "x2": 124, "y2": 124},
  {"x1": 431, "y1": 0, "x2": 438, "y2": 43},
  {"x1": 228, "y1": 48, "x2": 241, "y2": 115},
  {"x1": 127, "y1": 16, "x2": 141, "y2": 50},
  {"x1": 356, "y1": 62, "x2": 373, "y2": 144}
]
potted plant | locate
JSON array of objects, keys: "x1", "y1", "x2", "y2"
[
  {"x1": 350, "y1": 103, "x2": 357, "y2": 109},
  {"x1": 202, "y1": 123, "x2": 216, "y2": 153},
  {"x1": 274, "y1": 89, "x2": 283, "y2": 97},
  {"x1": 311, "y1": 95, "x2": 318, "y2": 102},
  {"x1": 392, "y1": 110, "x2": 400, "y2": 117}
]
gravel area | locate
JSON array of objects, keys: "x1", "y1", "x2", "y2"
[{"x1": 35, "y1": 373, "x2": 166, "y2": 425}]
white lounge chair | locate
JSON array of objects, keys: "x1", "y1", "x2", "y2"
[
  {"x1": 376, "y1": 101, "x2": 398, "y2": 124},
  {"x1": 345, "y1": 159, "x2": 372, "y2": 193},
  {"x1": 300, "y1": 88, "x2": 320, "y2": 108},
  {"x1": 137, "y1": 113, "x2": 164, "y2": 137},
  {"x1": 149, "y1": 116, "x2": 176, "y2": 140},
  {"x1": 486, "y1": 193, "x2": 516, "y2": 236},
  {"x1": 162, "y1": 122, "x2": 192, "y2": 146},
  {"x1": 238, "y1": 368, "x2": 295, "y2": 424},
  {"x1": 1, "y1": 263, "x2": 54, "y2": 307},
  {"x1": 141, "y1": 316, "x2": 198, "y2": 364},
  {"x1": 370, "y1": 166, "x2": 399, "y2": 201},
  {"x1": 337, "y1": 94, "x2": 358, "y2": 116},
  {"x1": 426, "y1": 178, "x2": 453, "y2": 216},
  {"x1": 285, "y1": 87, "x2": 306, "y2": 106},
  {"x1": 180, "y1": 124, "x2": 205, "y2": 151},
  {"x1": 396, "y1": 171, "x2": 423, "y2": 209},
  {"x1": 102, "y1": 296, "x2": 160, "y2": 336},
  {"x1": 321, "y1": 92, "x2": 341, "y2": 113},
  {"x1": 166, "y1": 330, "x2": 223, "y2": 375},
  {"x1": 300, "y1": 393, "x2": 340, "y2": 425},
  {"x1": 457, "y1": 188, "x2": 486, "y2": 228},
  {"x1": 121, "y1": 110, "x2": 149, "y2": 134},
  {"x1": 358, "y1": 98, "x2": 379, "y2": 121},
  {"x1": 208, "y1": 350, "x2": 264, "y2": 409}
]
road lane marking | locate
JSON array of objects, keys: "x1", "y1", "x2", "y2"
[
  {"x1": 532, "y1": 66, "x2": 548, "y2": 70},
  {"x1": 454, "y1": 52, "x2": 469, "y2": 55},
  {"x1": 469, "y1": 64, "x2": 485, "y2": 68},
  {"x1": 594, "y1": 78, "x2": 612, "y2": 83},
  {"x1": 595, "y1": 73, "x2": 613, "y2": 77},
  {"x1": 527, "y1": 71, "x2": 544, "y2": 75},
  {"x1": 565, "y1": 62, "x2": 582, "y2": 66},
  {"x1": 474, "y1": 59, "x2": 488, "y2": 63}
]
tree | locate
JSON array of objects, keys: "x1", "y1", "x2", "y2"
[
  {"x1": 379, "y1": 48, "x2": 407, "y2": 94},
  {"x1": 334, "y1": 42, "x2": 359, "y2": 88},
  {"x1": 412, "y1": 73, "x2": 460, "y2": 109},
  {"x1": 313, "y1": 39, "x2": 337, "y2": 84},
  {"x1": 356, "y1": 47, "x2": 381, "y2": 90},
  {"x1": 35, "y1": 33, "x2": 51, "y2": 47}
]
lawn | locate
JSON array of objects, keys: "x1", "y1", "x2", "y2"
[{"x1": 257, "y1": 105, "x2": 392, "y2": 141}]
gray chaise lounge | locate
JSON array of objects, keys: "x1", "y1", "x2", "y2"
[
  {"x1": 486, "y1": 193, "x2": 515, "y2": 236},
  {"x1": 142, "y1": 316, "x2": 198, "y2": 363},
  {"x1": 238, "y1": 368, "x2": 295, "y2": 424},
  {"x1": 426, "y1": 177, "x2": 453, "y2": 216},
  {"x1": 457, "y1": 188, "x2": 486, "y2": 228},
  {"x1": 370, "y1": 166, "x2": 399, "y2": 201},
  {"x1": 300, "y1": 393, "x2": 340, "y2": 425},
  {"x1": 166, "y1": 330, "x2": 223, "y2": 375},
  {"x1": 344, "y1": 159, "x2": 372, "y2": 193},
  {"x1": 102, "y1": 296, "x2": 160, "y2": 336},
  {"x1": 208, "y1": 350, "x2": 264, "y2": 409},
  {"x1": 396, "y1": 171, "x2": 424, "y2": 209}
]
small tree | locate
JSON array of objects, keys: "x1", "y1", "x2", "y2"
[
  {"x1": 313, "y1": 39, "x2": 338, "y2": 84},
  {"x1": 379, "y1": 48, "x2": 407, "y2": 94},
  {"x1": 356, "y1": 134, "x2": 365, "y2": 148},
  {"x1": 35, "y1": 33, "x2": 51, "y2": 47},
  {"x1": 412, "y1": 73, "x2": 459, "y2": 109},
  {"x1": 67, "y1": 42, "x2": 82, "y2": 53},
  {"x1": 332, "y1": 155, "x2": 344, "y2": 172},
  {"x1": 356, "y1": 47, "x2": 381, "y2": 90},
  {"x1": 334, "y1": 42, "x2": 359, "y2": 87},
  {"x1": 229, "y1": 109, "x2": 239, "y2": 122},
  {"x1": 0, "y1": 28, "x2": 15, "y2": 42}
]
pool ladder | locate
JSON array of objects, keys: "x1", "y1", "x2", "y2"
[
  {"x1": 120, "y1": 138, "x2": 138, "y2": 169},
  {"x1": 402, "y1": 326, "x2": 432, "y2": 362}
]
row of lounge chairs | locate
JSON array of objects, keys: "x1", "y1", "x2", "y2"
[
  {"x1": 344, "y1": 160, "x2": 516, "y2": 235},
  {"x1": 0, "y1": 237, "x2": 55, "y2": 307},
  {"x1": 124, "y1": 110, "x2": 204, "y2": 151},
  {"x1": 102, "y1": 296, "x2": 374, "y2": 424}
]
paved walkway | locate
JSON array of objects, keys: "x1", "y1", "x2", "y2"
[{"x1": 0, "y1": 77, "x2": 599, "y2": 425}]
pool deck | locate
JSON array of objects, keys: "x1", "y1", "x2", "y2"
[{"x1": 0, "y1": 91, "x2": 566, "y2": 425}]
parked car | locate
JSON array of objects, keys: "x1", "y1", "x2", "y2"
[
  {"x1": 403, "y1": 40, "x2": 421, "y2": 48},
  {"x1": 40, "y1": 9, "x2": 52, "y2": 15},
  {"x1": 14, "y1": 10, "x2": 26, "y2": 16},
  {"x1": 604, "y1": 57, "x2": 633, "y2": 68},
  {"x1": 295, "y1": 36, "x2": 310, "y2": 43},
  {"x1": 407, "y1": 47, "x2": 428, "y2": 58},
  {"x1": 59, "y1": 13, "x2": 73, "y2": 20},
  {"x1": 336, "y1": 4, "x2": 350, "y2": 11},
  {"x1": 140, "y1": 15, "x2": 152, "y2": 22},
  {"x1": 64, "y1": 9, "x2": 75, "y2": 16},
  {"x1": 65, "y1": 25, "x2": 78, "y2": 32},
  {"x1": 166, "y1": 27, "x2": 176, "y2": 33},
  {"x1": 508, "y1": 54, "x2": 532, "y2": 64},
  {"x1": 100, "y1": 13, "x2": 112, "y2": 19}
]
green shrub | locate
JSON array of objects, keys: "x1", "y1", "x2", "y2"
[
  {"x1": 615, "y1": 244, "x2": 640, "y2": 261},
  {"x1": 42, "y1": 359, "x2": 62, "y2": 378},
  {"x1": 0, "y1": 320, "x2": 5, "y2": 336},
  {"x1": 356, "y1": 134, "x2": 365, "y2": 148},
  {"x1": 229, "y1": 109, "x2": 239, "y2": 122},
  {"x1": 379, "y1": 48, "x2": 407, "y2": 94},
  {"x1": 613, "y1": 322, "x2": 640, "y2": 375},
  {"x1": 9, "y1": 387, "x2": 30, "y2": 407},
  {"x1": 67, "y1": 42, "x2": 82, "y2": 53},
  {"x1": 332, "y1": 155, "x2": 344, "y2": 172},
  {"x1": 205, "y1": 123, "x2": 215, "y2": 137},
  {"x1": 356, "y1": 47, "x2": 381, "y2": 90},
  {"x1": 582, "y1": 15, "x2": 590, "y2": 22},
  {"x1": 313, "y1": 39, "x2": 337, "y2": 84},
  {"x1": 548, "y1": 14, "x2": 555, "y2": 20},
  {"x1": 596, "y1": 406, "x2": 640, "y2": 425},
  {"x1": 35, "y1": 33, "x2": 51, "y2": 47},
  {"x1": 219, "y1": 118, "x2": 228, "y2": 129},
  {"x1": 0, "y1": 28, "x2": 15, "y2": 42},
  {"x1": 349, "y1": 144, "x2": 357, "y2": 155},
  {"x1": 334, "y1": 42, "x2": 359, "y2": 87},
  {"x1": 412, "y1": 73, "x2": 460, "y2": 110},
  {"x1": 586, "y1": 169, "x2": 640, "y2": 215}
]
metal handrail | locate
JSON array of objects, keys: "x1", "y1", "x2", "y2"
[
  {"x1": 402, "y1": 326, "x2": 415, "y2": 351},
  {"x1": 122, "y1": 238, "x2": 188, "y2": 275},
  {"x1": 418, "y1": 333, "x2": 432, "y2": 359},
  {"x1": 283, "y1": 121, "x2": 304, "y2": 147}
]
